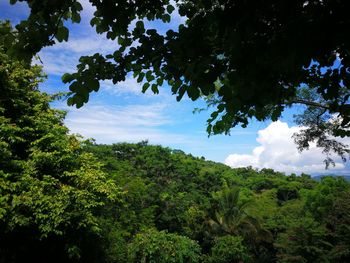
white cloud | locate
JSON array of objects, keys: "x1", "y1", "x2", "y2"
[
  {"x1": 52, "y1": 98, "x2": 259, "y2": 163},
  {"x1": 48, "y1": 36, "x2": 118, "y2": 54},
  {"x1": 63, "y1": 102, "x2": 193, "y2": 145},
  {"x1": 224, "y1": 121, "x2": 350, "y2": 174},
  {"x1": 35, "y1": 34, "x2": 118, "y2": 76},
  {"x1": 101, "y1": 78, "x2": 143, "y2": 96},
  {"x1": 101, "y1": 77, "x2": 175, "y2": 99},
  {"x1": 66, "y1": 103, "x2": 170, "y2": 126},
  {"x1": 36, "y1": 51, "x2": 77, "y2": 76}
]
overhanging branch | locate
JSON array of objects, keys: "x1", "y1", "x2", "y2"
[{"x1": 291, "y1": 99, "x2": 330, "y2": 110}]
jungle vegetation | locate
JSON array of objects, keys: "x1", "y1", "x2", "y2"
[
  {"x1": 1, "y1": 43, "x2": 350, "y2": 261},
  {"x1": 1, "y1": 0, "x2": 350, "y2": 261},
  {"x1": 5, "y1": 0, "x2": 350, "y2": 164}
]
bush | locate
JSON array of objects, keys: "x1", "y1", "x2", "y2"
[
  {"x1": 210, "y1": 235, "x2": 251, "y2": 263},
  {"x1": 128, "y1": 228, "x2": 201, "y2": 263}
]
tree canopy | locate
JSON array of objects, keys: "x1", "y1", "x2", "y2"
[
  {"x1": 5, "y1": 0, "x2": 350, "y2": 163},
  {"x1": 84, "y1": 142, "x2": 350, "y2": 262},
  {"x1": 2, "y1": 14, "x2": 350, "y2": 263},
  {"x1": 0, "y1": 22, "x2": 120, "y2": 262}
]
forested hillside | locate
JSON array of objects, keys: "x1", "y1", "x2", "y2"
[
  {"x1": 83, "y1": 142, "x2": 350, "y2": 262},
  {"x1": 1, "y1": 20, "x2": 350, "y2": 263}
]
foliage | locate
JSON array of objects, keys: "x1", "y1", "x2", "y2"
[
  {"x1": 6, "y1": 0, "x2": 350, "y2": 162},
  {"x1": 275, "y1": 217, "x2": 331, "y2": 263},
  {"x1": 210, "y1": 235, "x2": 251, "y2": 263},
  {"x1": 84, "y1": 141, "x2": 229, "y2": 236},
  {"x1": 209, "y1": 185, "x2": 258, "y2": 237},
  {"x1": 2, "y1": 15, "x2": 350, "y2": 263},
  {"x1": 128, "y1": 228, "x2": 201, "y2": 263},
  {"x1": 1, "y1": 129, "x2": 350, "y2": 262},
  {"x1": 305, "y1": 176, "x2": 350, "y2": 219},
  {"x1": 325, "y1": 191, "x2": 350, "y2": 261},
  {"x1": 0, "y1": 28, "x2": 120, "y2": 262},
  {"x1": 83, "y1": 142, "x2": 350, "y2": 261}
]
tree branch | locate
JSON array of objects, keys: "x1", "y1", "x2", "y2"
[{"x1": 290, "y1": 99, "x2": 330, "y2": 110}]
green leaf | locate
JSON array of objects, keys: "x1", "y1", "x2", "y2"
[
  {"x1": 73, "y1": 2, "x2": 83, "y2": 11},
  {"x1": 151, "y1": 84, "x2": 159, "y2": 94},
  {"x1": 113, "y1": 50, "x2": 123, "y2": 60},
  {"x1": 67, "y1": 97, "x2": 74, "y2": 106},
  {"x1": 96, "y1": 22, "x2": 109, "y2": 33},
  {"x1": 137, "y1": 72, "x2": 145, "y2": 83},
  {"x1": 75, "y1": 96, "x2": 84, "y2": 108},
  {"x1": 135, "y1": 21, "x2": 144, "y2": 29},
  {"x1": 157, "y1": 78, "x2": 164, "y2": 86},
  {"x1": 80, "y1": 90, "x2": 89, "y2": 102},
  {"x1": 142, "y1": 83, "x2": 150, "y2": 93},
  {"x1": 86, "y1": 79, "x2": 100, "y2": 92},
  {"x1": 90, "y1": 17, "x2": 99, "y2": 27},
  {"x1": 146, "y1": 13, "x2": 154, "y2": 20},
  {"x1": 56, "y1": 26, "x2": 69, "y2": 42},
  {"x1": 107, "y1": 31, "x2": 116, "y2": 40},
  {"x1": 71, "y1": 13, "x2": 81, "y2": 23},
  {"x1": 68, "y1": 81, "x2": 79, "y2": 92},
  {"x1": 146, "y1": 71, "x2": 154, "y2": 82},
  {"x1": 118, "y1": 37, "x2": 125, "y2": 45},
  {"x1": 176, "y1": 85, "x2": 186, "y2": 101},
  {"x1": 187, "y1": 86, "x2": 200, "y2": 100},
  {"x1": 167, "y1": 5, "x2": 175, "y2": 14},
  {"x1": 133, "y1": 63, "x2": 142, "y2": 71},
  {"x1": 162, "y1": 14, "x2": 171, "y2": 23},
  {"x1": 171, "y1": 79, "x2": 182, "y2": 93},
  {"x1": 62, "y1": 73, "x2": 74, "y2": 83}
]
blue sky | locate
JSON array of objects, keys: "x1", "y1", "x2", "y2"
[{"x1": 2, "y1": 0, "x2": 350, "y2": 175}]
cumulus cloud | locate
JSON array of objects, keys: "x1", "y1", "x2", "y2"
[{"x1": 225, "y1": 121, "x2": 350, "y2": 174}]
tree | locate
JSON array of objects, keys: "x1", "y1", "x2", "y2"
[
  {"x1": 208, "y1": 185, "x2": 271, "y2": 244},
  {"x1": 325, "y1": 191, "x2": 350, "y2": 262},
  {"x1": 275, "y1": 217, "x2": 331, "y2": 263},
  {"x1": 209, "y1": 235, "x2": 252, "y2": 263},
  {"x1": 5, "y1": 0, "x2": 350, "y2": 164},
  {"x1": 0, "y1": 22, "x2": 120, "y2": 262},
  {"x1": 127, "y1": 228, "x2": 201, "y2": 263},
  {"x1": 304, "y1": 176, "x2": 350, "y2": 220}
]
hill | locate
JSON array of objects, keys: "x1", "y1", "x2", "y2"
[
  {"x1": 80, "y1": 141, "x2": 350, "y2": 263},
  {"x1": 313, "y1": 174, "x2": 350, "y2": 182}
]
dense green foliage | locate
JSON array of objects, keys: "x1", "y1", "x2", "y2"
[
  {"x1": 82, "y1": 142, "x2": 350, "y2": 262},
  {"x1": 5, "y1": 0, "x2": 350, "y2": 163},
  {"x1": 1, "y1": 17, "x2": 350, "y2": 263},
  {"x1": 210, "y1": 235, "x2": 251, "y2": 263},
  {"x1": 128, "y1": 228, "x2": 201, "y2": 263},
  {"x1": 0, "y1": 29, "x2": 120, "y2": 262},
  {"x1": 1, "y1": 67, "x2": 350, "y2": 261}
]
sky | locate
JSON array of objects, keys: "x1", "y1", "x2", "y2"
[{"x1": 1, "y1": 0, "x2": 350, "y2": 175}]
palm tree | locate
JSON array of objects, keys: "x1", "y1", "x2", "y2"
[{"x1": 208, "y1": 186, "x2": 271, "y2": 243}]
